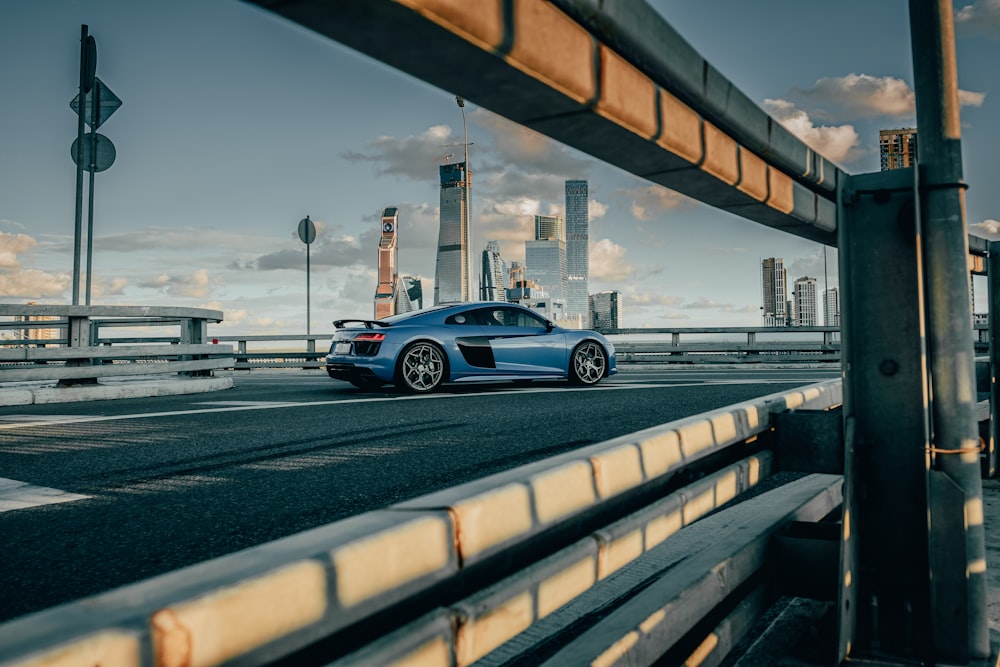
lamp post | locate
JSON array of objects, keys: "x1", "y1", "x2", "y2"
[{"x1": 456, "y1": 96, "x2": 473, "y2": 301}]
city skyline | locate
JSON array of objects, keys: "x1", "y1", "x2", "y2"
[{"x1": 2, "y1": 1, "x2": 998, "y2": 333}]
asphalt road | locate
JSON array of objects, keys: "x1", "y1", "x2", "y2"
[{"x1": 0, "y1": 366, "x2": 838, "y2": 623}]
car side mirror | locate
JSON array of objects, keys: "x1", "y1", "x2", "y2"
[{"x1": 545, "y1": 320, "x2": 554, "y2": 332}]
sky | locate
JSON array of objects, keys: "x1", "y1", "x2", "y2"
[{"x1": 2, "y1": 0, "x2": 999, "y2": 332}]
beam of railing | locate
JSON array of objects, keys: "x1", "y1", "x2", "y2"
[{"x1": 0, "y1": 381, "x2": 844, "y2": 667}]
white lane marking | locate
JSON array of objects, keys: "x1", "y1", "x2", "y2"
[
  {"x1": 195, "y1": 401, "x2": 300, "y2": 407},
  {"x1": 0, "y1": 380, "x2": 802, "y2": 431},
  {"x1": 0, "y1": 415, "x2": 91, "y2": 422},
  {"x1": 0, "y1": 477, "x2": 90, "y2": 513}
]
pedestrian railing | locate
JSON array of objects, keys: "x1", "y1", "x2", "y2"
[{"x1": 0, "y1": 305, "x2": 234, "y2": 384}]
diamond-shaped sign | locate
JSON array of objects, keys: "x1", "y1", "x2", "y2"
[{"x1": 70, "y1": 77, "x2": 121, "y2": 129}]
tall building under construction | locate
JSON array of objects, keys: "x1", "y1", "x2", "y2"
[
  {"x1": 433, "y1": 162, "x2": 471, "y2": 305},
  {"x1": 879, "y1": 128, "x2": 918, "y2": 171}
]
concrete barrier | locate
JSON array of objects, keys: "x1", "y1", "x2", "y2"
[{"x1": 0, "y1": 381, "x2": 843, "y2": 667}]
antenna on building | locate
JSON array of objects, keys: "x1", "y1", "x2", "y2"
[{"x1": 432, "y1": 153, "x2": 454, "y2": 164}]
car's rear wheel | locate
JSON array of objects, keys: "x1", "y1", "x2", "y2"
[
  {"x1": 397, "y1": 341, "x2": 447, "y2": 393},
  {"x1": 570, "y1": 341, "x2": 606, "y2": 386}
]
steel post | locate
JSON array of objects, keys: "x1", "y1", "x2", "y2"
[
  {"x1": 910, "y1": 0, "x2": 989, "y2": 660},
  {"x1": 836, "y1": 168, "x2": 933, "y2": 661},
  {"x1": 989, "y1": 242, "x2": 1000, "y2": 479}
]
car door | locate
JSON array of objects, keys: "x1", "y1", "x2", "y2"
[
  {"x1": 478, "y1": 306, "x2": 566, "y2": 375},
  {"x1": 443, "y1": 310, "x2": 499, "y2": 377}
]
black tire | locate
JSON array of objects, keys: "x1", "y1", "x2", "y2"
[
  {"x1": 396, "y1": 341, "x2": 448, "y2": 393},
  {"x1": 569, "y1": 341, "x2": 607, "y2": 386}
]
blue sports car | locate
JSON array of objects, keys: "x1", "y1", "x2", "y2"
[{"x1": 325, "y1": 302, "x2": 616, "y2": 393}]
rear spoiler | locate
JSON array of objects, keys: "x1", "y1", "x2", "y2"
[{"x1": 333, "y1": 319, "x2": 391, "y2": 329}]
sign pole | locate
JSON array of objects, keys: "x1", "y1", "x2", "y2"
[
  {"x1": 85, "y1": 82, "x2": 100, "y2": 306},
  {"x1": 72, "y1": 25, "x2": 93, "y2": 305},
  {"x1": 298, "y1": 216, "x2": 317, "y2": 336}
]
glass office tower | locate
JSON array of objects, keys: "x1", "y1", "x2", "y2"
[
  {"x1": 433, "y1": 162, "x2": 470, "y2": 304},
  {"x1": 480, "y1": 240, "x2": 508, "y2": 302},
  {"x1": 565, "y1": 180, "x2": 590, "y2": 327}
]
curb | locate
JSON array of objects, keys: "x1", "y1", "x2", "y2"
[{"x1": 0, "y1": 377, "x2": 234, "y2": 406}]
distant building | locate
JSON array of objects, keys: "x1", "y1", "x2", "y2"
[
  {"x1": 525, "y1": 239, "x2": 567, "y2": 303},
  {"x1": 374, "y1": 207, "x2": 400, "y2": 319},
  {"x1": 565, "y1": 180, "x2": 590, "y2": 328},
  {"x1": 433, "y1": 161, "x2": 471, "y2": 304},
  {"x1": 534, "y1": 214, "x2": 563, "y2": 241},
  {"x1": 793, "y1": 276, "x2": 818, "y2": 326},
  {"x1": 590, "y1": 290, "x2": 622, "y2": 331},
  {"x1": 18, "y1": 302, "x2": 61, "y2": 345},
  {"x1": 480, "y1": 240, "x2": 508, "y2": 302},
  {"x1": 761, "y1": 258, "x2": 787, "y2": 326},
  {"x1": 880, "y1": 128, "x2": 918, "y2": 171},
  {"x1": 401, "y1": 275, "x2": 423, "y2": 311},
  {"x1": 824, "y1": 287, "x2": 840, "y2": 327}
]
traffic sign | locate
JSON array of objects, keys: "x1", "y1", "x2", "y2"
[
  {"x1": 298, "y1": 216, "x2": 316, "y2": 244},
  {"x1": 70, "y1": 133, "x2": 116, "y2": 172},
  {"x1": 70, "y1": 78, "x2": 121, "y2": 129}
]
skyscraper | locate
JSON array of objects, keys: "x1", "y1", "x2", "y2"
[
  {"x1": 525, "y1": 239, "x2": 567, "y2": 303},
  {"x1": 526, "y1": 214, "x2": 567, "y2": 304},
  {"x1": 480, "y1": 240, "x2": 508, "y2": 302},
  {"x1": 374, "y1": 207, "x2": 400, "y2": 319},
  {"x1": 761, "y1": 258, "x2": 787, "y2": 326},
  {"x1": 433, "y1": 162, "x2": 470, "y2": 305},
  {"x1": 793, "y1": 276, "x2": 818, "y2": 326},
  {"x1": 565, "y1": 180, "x2": 590, "y2": 327},
  {"x1": 534, "y1": 214, "x2": 563, "y2": 241},
  {"x1": 880, "y1": 128, "x2": 918, "y2": 171},
  {"x1": 590, "y1": 291, "x2": 622, "y2": 331},
  {"x1": 824, "y1": 287, "x2": 840, "y2": 327}
]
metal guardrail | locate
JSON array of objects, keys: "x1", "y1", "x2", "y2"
[
  {"x1": 0, "y1": 305, "x2": 235, "y2": 383},
  {"x1": 0, "y1": 381, "x2": 847, "y2": 667}
]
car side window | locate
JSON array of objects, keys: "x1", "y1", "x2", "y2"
[
  {"x1": 445, "y1": 313, "x2": 477, "y2": 325},
  {"x1": 514, "y1": 309, "x2": 547, "y2": 328}
]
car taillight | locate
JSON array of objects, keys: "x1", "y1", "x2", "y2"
[{"x1": 354, "y1": 332, "x2": 386, "y2": 342}]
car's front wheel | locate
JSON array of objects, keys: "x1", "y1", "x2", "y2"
[
  {"x1": 569, "y1": 341, "x2": 607, "y2": 386},
  {"x1": 397, "y1": 341, "x2": 447, "y2": 393}
]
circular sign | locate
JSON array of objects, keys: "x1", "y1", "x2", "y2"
[
  {"x1": 383, "y1": 222, "x2": 394, "y2": 233},
  {"x1": 70, "y1": 132, "x2": 115, "y2": 172},
  {"x1": 298, "y1": 216, "x2": 316, "y2": 244}
]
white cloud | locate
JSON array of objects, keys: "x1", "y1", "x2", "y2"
[
  {"x1": 680, "y1": 298, "x2": 757, "y2": 313},
  {"x1": 786, "y1": 73, "x2": 985, "y2": 120},
  {"x1": 341, "y1": 125, "x2": 456, "y2": 181},
  {"x1": 0, "y1": 231, "x2": 36, "y2": 267},
  {"x1": 91, "y1": 276, "x2": 128, "y2": 298},
  {"x1": 971, "y1": 219, "x2": 1000, "y2": 239},
  {"x1": 0, "y1": 268, "x2": 69, "y2": 299},
  {"x1": 957, "y1": 0, "x2": 1000, "y2": 38},
  {"x1": 590, "y1": 238, "x2": 634, "y2": 281},
  {"x1": 763, "y1": 99, "x2": 860, "y2": 165},
  {"x1": 139, "y1": 269, "x2": 216, "y2": 298},
  {"x1": 621, "y1": 185, "x2": 692, "y2": 221},
  {"x1": 627, "y1": 292, "x2": 684, "y2": 306}
]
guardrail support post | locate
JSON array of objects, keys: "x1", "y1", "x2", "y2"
[
  {"x1": 989, "y1": 241, "x2": 1000, "y2": 479},
  {"x1": 836, "y1": 168, "x2": 934, "y2": 662}
]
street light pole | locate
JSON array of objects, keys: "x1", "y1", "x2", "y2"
[{"x1": 457, "y1": 96, "x2": 473, "y2": 302}]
